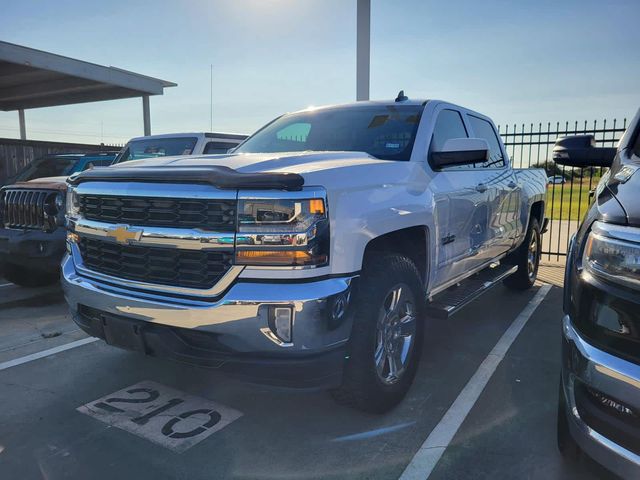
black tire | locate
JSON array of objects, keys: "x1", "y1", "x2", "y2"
[
  {"x1": 557, "y1": 378, "x2": 582, "y2": 461},
  {"x1": 504, "y1": 217, "x2": 541, "y2": 291},
  {"x1": 3, "y1": 262, "x2": 59, "y2": 288},
  {"x1": 332, "y1": 254, "x2": 425, "y2": 413}
]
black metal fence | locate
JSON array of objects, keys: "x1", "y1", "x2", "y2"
[{"x1": 497, "y1": 119, "x2": 627, "y2": 261}]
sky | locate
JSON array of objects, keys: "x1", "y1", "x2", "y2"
[{"x1": 1, "y1": 0, "x2": 639, "y2": 145}]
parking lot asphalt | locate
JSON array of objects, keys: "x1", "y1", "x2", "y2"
[{"x1": 0, "y1": 280, "x2": 617, "y2": 479}]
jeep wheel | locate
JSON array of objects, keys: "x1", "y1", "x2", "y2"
[
  {"x1": 332, "y1": 254, "x2": 424, "y2": 413},
  {"x1": 504, "y1": 217, "x2": 541, "y2": 291},
  {"x1": 3, "y1": 263, "x2": 59, "y2": 288}
]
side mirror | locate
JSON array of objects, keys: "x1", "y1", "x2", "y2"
[
  {"x1": 431, "y1": 138, "x2": 489, "y2": 169},
  {"x1": 552, "y1": 135, "x2": 616, "y2": 168}
]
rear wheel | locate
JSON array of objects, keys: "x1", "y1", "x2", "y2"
[
  {"x1": 3, "y1": 262, "x2": 59, "y2": 288},
  {"x1": 332, "y1": 254, "x2": 425, "y2": 413},
  {"x1": 504, "y1": 217, "x2": 541, "y2": 291}
]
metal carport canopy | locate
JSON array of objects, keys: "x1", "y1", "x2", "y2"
[{"x1": 0, "y1": 41, "x2": 176, "y2": 138}]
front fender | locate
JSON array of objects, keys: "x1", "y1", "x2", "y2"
[{"x1": 319, "y1": 161, "x2": 433, "y2": 274}]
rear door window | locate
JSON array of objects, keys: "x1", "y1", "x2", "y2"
[{"x1": 467, "y1": 115, "x2": 506, "y2": 168}]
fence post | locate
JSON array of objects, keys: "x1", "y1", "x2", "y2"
[{"x1": 18, "y1": 109, "x2": 26, "y2": 140}]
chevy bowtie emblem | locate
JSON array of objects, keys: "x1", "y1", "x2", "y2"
[{"x1": 105, "y1": 225, "x2": 143, "y2": 244}]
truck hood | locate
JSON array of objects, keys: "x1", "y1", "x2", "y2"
[
  {"x1": 8, "y1": 176, "x2": 68, "y2": 192},
  {"x1": 85, "y1": 151, "x2": 430, "y2": 199},
  {"x1": 112, "y1": 151, "x2": 388, "y2": 176}
]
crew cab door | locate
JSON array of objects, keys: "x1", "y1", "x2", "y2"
[
  {"x1": 428, "y1": 108, "x2": 492, "y2": 287},
  {"x1": 465, "y1": 114, "x2": 521, "y2": 257}
]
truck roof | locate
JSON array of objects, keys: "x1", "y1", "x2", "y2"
[
  {"x1": 126, "y1": 132, "x2": 248, "y2": 142},
  {"x1": 288, "y1": 99, "x2": 489, "y2": 118},
  {"x1": 289, "y1": 99, "x2": 430, "y2": 114}
]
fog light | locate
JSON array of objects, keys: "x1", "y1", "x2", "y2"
[
  {"x1": 593, "y1": 303, "x2": 631, "y2": 335},
  {"x1": 269, "y1": 306, "x2": 293, "y2": 343},
  {"x1": 327, "y1": 291, "x2": 350, "y2": 330}
]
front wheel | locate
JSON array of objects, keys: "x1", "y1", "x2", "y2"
[
  {"x1": 331, "y1": 254, "x2": 425, "y2": 413},
  {"x1": 504, "y1": 217, "x2": 541, "y2": 291}
]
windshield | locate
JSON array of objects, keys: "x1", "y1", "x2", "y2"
[
  {"x1": 13, "y1": 156, "x2": 80, "y2": 182},
  {"x1": 115, "y1": 137, "x2": 198, "y2": 163},
  {"x1": 235, "y1": 105, "x2": 423, "y2": 161}
]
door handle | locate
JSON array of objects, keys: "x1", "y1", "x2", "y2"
[
  {"x1": 507, "y1": 180, "x2": 518, "y2": 189},
  {"x1": 475, "y1": 183, "x2": 488, "y2": 193}
]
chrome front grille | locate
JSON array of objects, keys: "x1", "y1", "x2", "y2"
[
  {"x1": 1, "y1": 188, "x2": 57, "y2": 231},
  {"x1": 71, "y1": 183, "x2": 240, "y2": 294},
  {"x1": 78, "y1": 195, "x2": 237, "y2": 232},
  {"x1": 78, "y1": 237, "x2": 233, "y2": 289}
]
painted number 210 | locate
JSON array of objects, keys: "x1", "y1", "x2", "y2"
[{"x1": 95, "y1": 387, "x2": 222, "y2": 439}]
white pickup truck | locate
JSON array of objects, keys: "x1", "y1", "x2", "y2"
[{"x1": 62, "y1": 96, "x2": 547, "y2": 412}]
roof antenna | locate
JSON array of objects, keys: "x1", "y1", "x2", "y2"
[{"x1": 395, "y1": 90, "x2": 408, "y2": 102}]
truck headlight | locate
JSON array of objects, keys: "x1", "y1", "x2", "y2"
[
  {"x1": 583, "y1": 229, "x2": 640, "y2": 288},
  {"x1": 66, "y1": 187, "x2": 80, "y2": 219},
  {"x1": 235, "y1": 196, "x2": 329, "y2": 266}
]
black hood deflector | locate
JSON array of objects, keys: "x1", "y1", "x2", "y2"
[{"x1": 68, "y1": 165, "x2": 304, "y2": 191}]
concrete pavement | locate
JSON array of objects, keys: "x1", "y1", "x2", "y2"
[{"x1": 0, "y1": 281, "x2": 616, "y2": 479}]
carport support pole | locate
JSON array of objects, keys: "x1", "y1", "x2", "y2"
[
  {"x1": 18, "y1": 109, "x2": 26, "y2": 140},
  {"x1": 356, "y1": 0, "x2": 370, "y2": 101},
  {"x1": 142, "y1": 95, "x2": 151, "y2": 136}
]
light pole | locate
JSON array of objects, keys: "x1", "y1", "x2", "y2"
[{"x1": 356, "y1": 0, "x2": 370, "y2": 101}]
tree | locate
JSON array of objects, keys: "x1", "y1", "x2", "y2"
[{"x1": 531, "y1": 160, "x2": 585, "y2": 179}]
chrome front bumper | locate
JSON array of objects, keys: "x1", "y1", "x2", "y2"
[
  {"x1": 561, "y1": 315, "x2": 640, "y2": 478},
  {"x1": 62, "y1": 253, "x2": 356, "y2": 386}
]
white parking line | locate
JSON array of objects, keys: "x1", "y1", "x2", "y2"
[
  {"x1": 0, "y1": 337, "x2": 99, "y2": 371},
  {"x1": 0, "y1": 283, "x2": 13, "y2": 288},
  {"x1": 399, "y1": 284, "x2": 552, "y2": 480}
]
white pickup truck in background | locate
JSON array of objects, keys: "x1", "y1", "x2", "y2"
[
  {"x1": 62, "y1": 95, "x2": 547, "y2": 413},
  {"x1": 114, "y1": 131, "x2": 249, "y2": 162}
]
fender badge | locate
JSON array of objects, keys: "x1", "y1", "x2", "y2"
[{"x1": 614, "y1": 165, "x2": 638, "y2": 184}]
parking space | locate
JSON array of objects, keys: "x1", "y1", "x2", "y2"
[
  {"x1": 0, "y1": 281, "x2": 83, "y2": 364},
  {"x1": 426, "y1": 287, "x2": 610, "y2": 480},
  {"x1": 0, "y1": 282, "x2": 615, "y2": 479}
]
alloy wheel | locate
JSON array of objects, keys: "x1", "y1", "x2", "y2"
[
  {"x1": 527, "y1": 232, "x2": 539, "y2": 280},
  {"x1": 374, "y1": 283, "x2": 417, "y2": 385}
]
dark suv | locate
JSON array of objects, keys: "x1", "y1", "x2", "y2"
[
  {"x1": 0, "y1": 152, "x2": 118, "y2": 286},
  {"x1": 555, "y1": 108, "x2": 640, "y2": 477}
]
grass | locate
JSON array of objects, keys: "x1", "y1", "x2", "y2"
[{"x1": 546, "y1": 179, "x2": 599, "y2": 220}]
